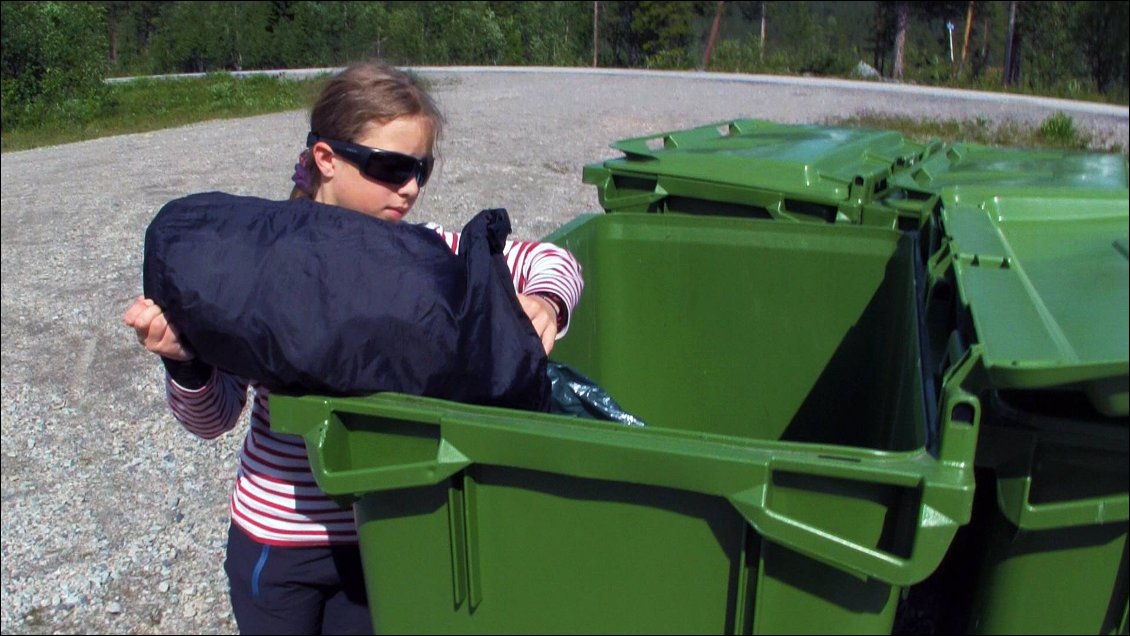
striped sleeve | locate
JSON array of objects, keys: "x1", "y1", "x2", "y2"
[
  {"x1": 165, "y1": 367, "x2": 250, "y2": 440},
  {"x1": 425, "y1": 222, "x2": 584, "y2": 337}
]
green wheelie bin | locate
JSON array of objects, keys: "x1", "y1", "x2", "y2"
[
  {"x1": 271, "y1": 212, "x2": 982, "y2": 634},
  {"x1": 888, "y1": 142, "x2": 1129, "y2": 195},
  {"x1": 919, "y1": 186, "x2": 1129, "y2": 635},
  {"x1": 581, "y1": 118, "x2": 941, "y2": 230}
]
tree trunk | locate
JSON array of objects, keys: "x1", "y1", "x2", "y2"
[
  {"x1": 959, "y1": 1, "x2": 974, "y2": 71},
  {"x1": 108, "y1": 18, "x2": 118, "y2": 64},
  {"x1": 759, "y1": 1, "x2": 766, "y2": 62},
  {"x1": 893, "y1": 1, "x2": 909, "y2": 80},
  {"x1": 872, "y1": 2, "x2": 884, "y2": 74},
  {"x1": 1003, "y1": 0, "x2": 1019, "y2": 86},
  {"x1": 701, "y1": 1, "x2": 725, "y2": 70},
  {"x1": 980, "y1": 11, "x2": 990, "y2": 61}
]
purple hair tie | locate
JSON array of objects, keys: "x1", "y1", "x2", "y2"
[{"x1": 291, "y1": 150, "x2": 313, "y2": 193}]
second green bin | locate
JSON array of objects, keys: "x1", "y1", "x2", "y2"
[
  {"x1": 920, "y1": 186, "x2": 1129, "y2": 635},
  {"x1": 271, "y1": 213, "x2": 982, "y2": 634}
]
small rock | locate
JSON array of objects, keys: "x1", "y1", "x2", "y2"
[
  {"x1": 107, "y1": 601, "x2": 122, "y2": 614},
  {"x1": 853, "y1": 60, "x2": 882, "y2": 80}
]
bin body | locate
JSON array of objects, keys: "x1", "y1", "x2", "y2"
[
  {"x1": 272, "y1": 213, "x2": 978, "y2": 634},
  {"x1": 966, "y1": 409, "x2": 1129, "y2": 635},
  {"x1": 924, "y1": 187, "x2": 1130, "y2": 635},
  {"x1": 354, "y1": 469, "x2": 908, "y2": 634},
  {"x1": 968, "y1": 523, "x2": 1127, "y2": 635}
]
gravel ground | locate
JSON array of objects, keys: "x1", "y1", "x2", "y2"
[{"x1": 2, "y1": 68, "x2": 1127, "y2": 635}]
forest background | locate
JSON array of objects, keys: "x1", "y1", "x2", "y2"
[{"x1": 2, "y1": 1, "x2": 1128, "y2": 139}]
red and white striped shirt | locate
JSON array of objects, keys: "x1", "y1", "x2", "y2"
[{"x1": 164, "y1": 225, "x2": 583, "y2": 546}]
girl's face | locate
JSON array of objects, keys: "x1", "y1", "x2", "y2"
[{"x1": 313, "y1": 115, "x2": 433, "y2": 223}]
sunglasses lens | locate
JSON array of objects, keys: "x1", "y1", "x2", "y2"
[
  {"x1": 417, "y1": 157, "x2": 434, "y2": 187},
  {"x1": 366, "y1": 152, "x2": 432, "y2": 187}
]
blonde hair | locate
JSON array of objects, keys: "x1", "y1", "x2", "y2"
[{"x1": 291, "y1": 61, "x2": 444, "y2": 199}]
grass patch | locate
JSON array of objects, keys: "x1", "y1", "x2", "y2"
[
  {"x1": 1, "y1": 73, "x2": 327, "y2": 153},
  {"x1": 827, "y1": 110, "x2": 1126, "y2": 155}
]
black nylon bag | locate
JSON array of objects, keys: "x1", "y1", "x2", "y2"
[{"x1": 143, "y1": 191, "x2": 549, "y2": 410}]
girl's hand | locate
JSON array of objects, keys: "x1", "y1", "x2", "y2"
[
  {"x1": 122, "y1": 296, "x2": 194, "y2": 361},
  {"x1": 518, "y1": 293, "x2": 559, "y2": 355}
]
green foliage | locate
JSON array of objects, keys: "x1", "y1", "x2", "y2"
[
  {"x1": 429, "y1": 2, "x2": 507, "y2": 65},
  {"x1": 1073, "y1": 0, "x2": 1129, "y2": 101},
  {"x1": 104, "y1": 0, "x2": 164, "y2": 75},
  {"x1": 764, "y1": 1, "x2": 853, "y2": 76},
  {"x1": 2, "y1": 73, "x2": 317, "y2": 152},
  {"x1": 1, "y1": 1, "x2": 110, "y2": 131},
  {"x1": 633, "y1": 1, "x2": 695, "y2": 58},
  {"x1": 830, "y1": 110, "x2": 1120, "y2": 155},
  {"x1": 383, "y1": 8, "x2": 429, "y2": 65},
  {"x1": 596, "y1": 1, "x2": 698, "y2": 68},
  {"x1": 2, "y1": 0, "x2": 1127, "y2": 142},
  {"x1": 709, "y1": 37, "x2": 761, "y2": 73},
  {"x1": 246, "y1": 2, "x2": 380, "y2": 68},
  {"x1": 144, "y1": 1, "x2": 390, "y2": 72},
  {"x1": 1017, "y1": 2, "x2": 1087, "y2": 94},
  {"x1": 488, "y1": 1, "x2": 590, "y2": 66},
  {"x1": 645, "y1": 48, "x2": 694, "y2": 70},
  {"x1": 9, "y1": 0, "x2": 1117, "y2": 105},
  {"x1": 703, "y1": 2, "x2": 856, "y2": 77},
  {"x1": 1038, "y1": 111, "x2": 1084, "y2": 148}
]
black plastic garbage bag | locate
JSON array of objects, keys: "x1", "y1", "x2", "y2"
[
  {"x1": 547, "y1": 361, "x2": 646, "y2": 426},
  {"x1": 143, "y1": 191, "x2": 549, "y2": 410}
]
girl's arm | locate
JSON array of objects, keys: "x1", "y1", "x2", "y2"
[
  {"x1": 124, "y1": 296, "x2": 250, "y2": 439},
  {"x1": 163, "y1": 360, "x2": 250, "y2": 440},
  {"x1": 426, "y1": 224, "x2": 584, "y2": 336}
]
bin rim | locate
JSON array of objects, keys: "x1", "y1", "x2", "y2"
[{"x1": 270, "y1": 388, "x2": 976, "y2": 586}]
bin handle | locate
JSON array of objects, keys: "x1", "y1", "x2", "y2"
[
  {"x1": 301, "y1": 400, "x2": 471, "y2": 497},
  {"x1": 730, "y1": 471, "x2": 960, "y2": 587},
  {"x1": 310, "y1": 437, "x2": 470, "y2": 496},
  {"x1": 985, "y1": 393, "x2": 1130, "y2": 530},
  {"x1": 731, "y1": 352, "x2": 985, "y2": 586},
  {"x1": 996, "y1": 474, "x2": 1130, "y2": 530}
]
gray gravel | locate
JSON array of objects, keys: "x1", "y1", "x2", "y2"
[{"x1": 2, "y1": 68, "x2": 1127, "y2": 635}]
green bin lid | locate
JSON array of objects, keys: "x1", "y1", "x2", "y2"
[
  {"x1": 893, "y1": 143, "x2": 1129, "y2": 195},
  {"x1": 940, "y1": 186, "x2": 1129, "y2": 416},
  {"x1": 584, "y1": 119, "x2": 935, "y2": 220}
]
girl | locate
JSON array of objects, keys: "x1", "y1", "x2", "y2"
[{"x1": 123, "y1": 61, "x2": 583, "y2": 635}]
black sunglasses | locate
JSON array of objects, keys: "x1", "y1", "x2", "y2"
[{"x1": 307, "y1": 132, "x2": 434, "y2": 187}]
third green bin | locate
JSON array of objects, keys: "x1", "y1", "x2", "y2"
[
  {"x1": 581, "y1": 118, "x2": 939, "y2": 229},
  {"x1": 888, "y1": 142, "x2": 1130, "y2": 195},
  {"x1": 270, "y1": 213, "x2": 981, "y2": 634},
  {"x1": 921, "y1": 186, "x2": 1129, "y2": 634}
]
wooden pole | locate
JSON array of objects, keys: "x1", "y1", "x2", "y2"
[
  {"x1": 593, "y1": 1, "x2": 599, "y2": 67},
  {"x1": 701, "y1": 1, "x2": 725, "y2": 70}
]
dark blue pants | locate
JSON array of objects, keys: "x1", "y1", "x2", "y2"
[{"x1": 224, "y1": 523, "x2": 372, "y2": 635}]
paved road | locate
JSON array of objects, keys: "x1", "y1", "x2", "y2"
[{"x1": 2, "y1": 68, "x2": 1127, "y2": 635}]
